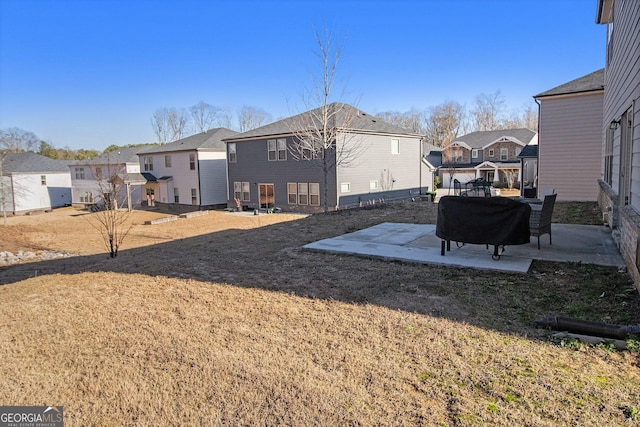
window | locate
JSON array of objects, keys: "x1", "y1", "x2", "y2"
[
  {"x1": 298, "y1": 183, "x2": 308, "y2": 205},
  {"x1": 191, "y1": 188, "x2": 197, "y2": 205},
  {"x1": 309, "y1": 183, "x2": 320, "y2": 206},
  {"x1": 242, "y1": 182, "x2": 250, "y2": 201},
  {"x1": 370, "y1": 180, "x2": 378, "y2": 190},
  {"x1": 144, "y1": 157, "x2": 153, "y2": 171},
  {"x1": 500, "y1": 148, "x2": 508, "y2": 160},
  {"x1": 95, "y1": 167, "x2": 102, "y2": 178},
  {"x1": 40, "y1": 175, "x2": 46, "y2": 185},
  {"x1": 189, "y1": 153, "x2": 196, "y2": 170},
  {"x1": 75, "y1": 167, "x2": 85, "y2": 179},
  {"x1": 604, "y1": 127, "x2": 614, "y2": 185},
  {"x1": 80, "y1": 192, "x2": 93, "y2": 203},
  {"x1": 471, "y1": 149, "x2": 478, "y2": 159},
  {"x1": 165, "y1": 155, "x2": 172, "y2": 168},
  {"x1": 488, "y1": 149, "x2": 494, "y2": 157},
  {"x1": 234, "y1": 182, "x2": 242, "y2": 201},
  {"x1": 234, "y1": 182, "x2": 250, "y2": 202},
  {"x1": 341, "y1": 183, "x2": 350, "y2": 193},
  {"x1": 287, "y1": 183, "x2": 297, "y2": 204},
  {"x1": 452, "y1": 149, "x2": 462, "y2": 162},
  {"x1": 301, "y1": 140, "x2": 314, "y2": 160},
  {"x1": 391, "y1": 139, "x2": 400, "y2": 154},
  {"x1": 174, "y1": 188, "x2": 179, "y2": 203},
  {"x1": 228, "y1": 143, "x2": 237, "y2": 162},
  {"x1": 268, "y1": 138, "x2": 287, "y2": 161}
]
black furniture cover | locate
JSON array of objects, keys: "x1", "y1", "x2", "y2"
[{"x1": 436, "y1": 196, "x2": 531, "y2": 246}]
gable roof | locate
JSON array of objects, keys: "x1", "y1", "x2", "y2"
[
  {"x1": 224, "y1": 103, "x2": 421, "y2": 142},
  {"x1": 138, "y1": 128, "x2": 239, "y2": 154},
  {"x1": 534, "y1": 69, "x2": 605, "y2": 98},
  {"x1": 449, "y1": 128, "x2": 537, "y2": 150},
  {"x1": 2, "y1": 152, "x2": 73, "y2": 173}
]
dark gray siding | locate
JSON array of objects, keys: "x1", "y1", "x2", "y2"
[{"x1": 227, "y1": 137, "x2": 336, "y2": 212}]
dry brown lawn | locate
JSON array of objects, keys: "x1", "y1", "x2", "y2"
[{"x1": 1, "y1": 202, "x2": 639, "y2": 426}]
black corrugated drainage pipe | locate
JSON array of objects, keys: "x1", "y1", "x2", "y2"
[{"x1": 535, "y1": 316, "x2": 640, "y2": 340}]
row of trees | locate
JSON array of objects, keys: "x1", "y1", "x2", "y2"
[
  {"x1": 0, "y1": 128, "x2": 100, "y2": 160},
  {"x1": 150, "y1": 103, "x2": 273, "y2": 143},
  {"x1": 151, "y1": 91, "x2": 537, "y2": 149}
]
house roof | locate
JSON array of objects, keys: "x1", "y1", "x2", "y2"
[
  {"x1": 519, "y1": 144, "x2": 538, "y2": 158},
  {"x1": 71, "y1": 146, "x2": 146, "y2": 165},
  {"x1": 449, "y1": 128, "x2": 537, "y2": 150},
  {"x1": 223, "y1": 103, "x2": 421, "y2": 142},
  {"x1": 1, "y1": 152, "x2": 73, "y2": 173},
  {"x1": 534, "y1": 69, "x2": 605, "y2": 98},
  {"x1": 139, "y1": 128, "x2": 238, "y2": 154}
]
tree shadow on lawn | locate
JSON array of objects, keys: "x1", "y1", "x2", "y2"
[{"x1": 2, "y1": 204, "x2": 639, "y2": 341}]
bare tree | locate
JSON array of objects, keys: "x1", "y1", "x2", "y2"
[
  {"x1": 471, "y1": 90, "x2": 505, "y2": 131},
  {"x1": 502, "y1": 168, "x2": 520, "y2": 190},
  {"x1": 503, "y1": 104, "x2": 539, "y2": 132},
  {"x1": 151, "y1": 108, "x2": 189, "y2": 143},
  {"x1": 374, "y1": 109, "x2": 425, "y2": 134},
  {"x1": 286, "y1": 27, "x2": 364, "y2": 213},
  {"x1": 0, "y1": 128, "x2": 40, "y2": 153},
  {"x1": 85, "y1": 161, "x2": 133, "y2": 258},
  {"x1": 190, "y1": 101, "x2": 223, "y2": 133},
  {"x1": 423, "y1": 100, "x2": 465, "y2": 148},
  {"x1": 238, "y1": 106, "x2": 272, "y2": 132}
]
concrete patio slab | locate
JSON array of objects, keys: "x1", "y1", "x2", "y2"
[{"x1": 303, "y1": 222, "x2": 625, "y2": 274}]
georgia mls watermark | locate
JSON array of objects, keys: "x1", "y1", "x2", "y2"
[{"x1": 0, "y1": 406, "x2": 63, "y2": 427}]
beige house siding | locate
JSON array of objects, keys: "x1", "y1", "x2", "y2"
[{"x1": 537, "y1": 91, "x2": 604, "y2": 201}]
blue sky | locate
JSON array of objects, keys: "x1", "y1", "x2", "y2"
[{"x1": 0, "y1": 0, "x2": 605, "y2": 151}]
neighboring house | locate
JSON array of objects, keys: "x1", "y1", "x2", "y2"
[
  {"x1": 533, "y1": 69, "x2": 604, "y2": 201},
  {"x1": 518, "y1": 143, "x2": 538, "y2": 197},
  {"x1": 0, "y1": 152, "x2": 72, "y2": 214},
  {"x1": 70, "y1": 147, "x2": 148, "y2": 210},
  {"x1": 137, "y1": 128, "x2": 238, "y2": 211},
  {"x1": 439, "y1": 129, "x2": 538, "y2": 189},
  {"x1": 596, "y1": 0, "x2": 640, "y2": 284},
  {"x1": 223, "y1": 103, "x2": 427, "y2": 213},
  {"x1": 423, "y1": 143, "x2": 443, "y2": 190}
]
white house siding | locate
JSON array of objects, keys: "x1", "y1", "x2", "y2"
[
  {"x1": 44, "y1": 173, "x2": 72, "y2": 207},
  {"x1": 597, "y1": 0, "x2": 640, "y2": 286},
  {"x1": 336, "y1": 133, "x2": 423, "y2": 206},
  {"x1": 538, "y1": 92, "x2": 604, "y2": 201},
  {"x1": 197, "y1": 151, "x2": 228, "y2": 206},
  {"x1": 8, "y1": 173, "x2": 52, "y2": 212},
  {"x1": 147, "y1": 151, "x2": 199, "y2": 205}
]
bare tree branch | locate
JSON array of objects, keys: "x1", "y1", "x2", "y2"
[{"x1": 190, "y1": 101, "x2": 223, "y2": 133}]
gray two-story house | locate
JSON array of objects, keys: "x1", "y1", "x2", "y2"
[{"x1": 223, "y1": 103, "x2": 429, "y2": 213}]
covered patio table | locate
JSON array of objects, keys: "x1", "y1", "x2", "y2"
[{"x1": 436, "y1": 196, "x2": 532, "y2": 260}]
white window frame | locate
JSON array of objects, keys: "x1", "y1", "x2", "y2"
[
  {"x1": 165, "y1": 155, "x2": 172, "y2": 168},
  {"x1": 144, "y1": 156, "x2": 153, "y2": 171},
  {"x1": 287, "y1": 182, "x2": 297, "y2": 204},
  {"x1": 234, "y1": 182, "x2": 242, "y2": 201},
  {"x1": 370, "y1": 180, "x2": 378, "y2": 190},
  {"x1": 488, "y1": 149, "x2": 494, "y2": 157},
  {"x1": 41, "y1": 175, "x2": 46, "y2": 185},
  {"x1": 298, "y1": 183, "x2": 309, "y2": 205},
  {"x1": 191, "y1": 188, "x2": 198, "y2": 205},
  {"x1": 341, "y1": 182, "x2": 351, "y2": 193},
  {"x1": 471, "y1": 149, "x2": 478, "y2": 159},
  {"x1": 189, "y1": 153, "x2": 196, "y2": 170},
  {"x1": 174, "y1": 187, "x2": 179, "y2": 203},
  {"x1": 309, "y1": 183, "x2": 320, "y2": 206},
  {"x1": 242, "y1": 182, "x2": 250, "y2": 202},
  {"x1": 75, "y1": 167, "x2": 85, "y2": 179},
  {"x1": 391, "y1": 139, "x2": 400, "y2": 155},
  {"x1": 228, "y1": 143, "x2": 237, "y2": 163},
  {"x1": 268, "y1": 138, "x2": 287, "y2": 161},
  {"x1": 500, "y1": 148, "x2": 508, "y2": 161}
]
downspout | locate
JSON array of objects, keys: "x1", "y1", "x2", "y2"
[{"x1": 535, "y1": 97, "x2": 542, "y2": 198}]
